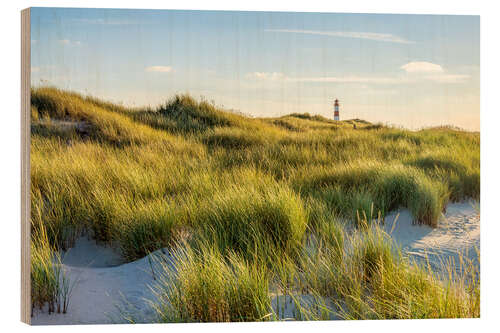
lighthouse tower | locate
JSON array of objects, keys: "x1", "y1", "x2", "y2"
[{"x1": 334, "y1": 99, "x2": 340, "y2": 121}]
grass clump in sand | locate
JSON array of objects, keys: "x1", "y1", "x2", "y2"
[
  {"x1": 152, "y1": 244, "x2": 271, "y2": 322},
  {"x1": 189, "y1": 183, "x2": 307, "y2": 259},
  {"x1": 151, "y1": 220, "x2": 479, "y2": 322},
  {"x1": 298, "y1": 163, "x2": 450, "y2": 227},
  {"x1": 297, "y1": 221, "x2": 480, "y2": 320},
  {"x1": 31, "y1": 226, "x2": 72, "y2": 315}
]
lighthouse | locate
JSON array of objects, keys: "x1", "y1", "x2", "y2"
[{"x1": 334, "y1": 99, "x2": 340, "y2": 121}]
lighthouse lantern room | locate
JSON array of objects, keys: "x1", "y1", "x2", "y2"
[{"x1": 334, "y1": 99, "x2": 340, "y2": 121}]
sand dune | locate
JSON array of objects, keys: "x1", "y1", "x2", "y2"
[
  {"x1": 32, "y1": 201, "x2": 479, "y2": 325},
  {"x1": 384, "y1": 201, "x2": 479, "y2": 273}
]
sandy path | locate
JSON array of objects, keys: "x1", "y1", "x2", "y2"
[{"x1": 32, "y1": 201, "x2": 479, "y2": 325}]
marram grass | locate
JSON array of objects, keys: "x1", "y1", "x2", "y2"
[
  {"x1": 31, "y1": 225, "x2": 72, "y2": 316},
  {"x1": 30, "y1": 87, "x2": 479, "y2": 320},
  {"x1": 152, "y1": 243, "x2": 271, "y2": 322}
]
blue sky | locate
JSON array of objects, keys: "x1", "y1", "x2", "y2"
[{"x1": 31, "y1": 8, "x2": 480, "y2": 130}]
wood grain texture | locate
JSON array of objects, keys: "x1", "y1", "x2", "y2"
[{"x1": 21, "y1": 7, "x2": 31, "y2": 325}]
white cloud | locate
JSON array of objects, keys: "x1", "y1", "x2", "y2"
[
  {"x1": 145, "y1": 66, "x2": 173, "y2": 73},
  {"x1": 424, "y1": 74, "x2": 470, "y2": 83},
  {"x1": 247, "y1": 65, "x2": 469, "y2": 85},
  {"x1": 265, "y1": 29, "x2": 415, "y2": 44},
  {"x1": 58, "y1": 39, "x2": 82, "y2": 46},
  {"x1": 246, "y1": 72, "x2": 403, "y2": 84},
  {"x1": 289, "y1": 76, "x2": 403, "y2": 84},
  {"x1": 401, "y1": 62, "x2": 444, "y2": 73},
  {"x1": 246, "y1": 72, "x2": 285, "y2": 80},
  {"x1": 400, "y1": 62, "x2": 469, "y2": 83}
]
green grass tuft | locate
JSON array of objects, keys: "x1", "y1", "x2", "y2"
[{"x1": 153, "y1": 244, "x2": 271, "y2": 322}]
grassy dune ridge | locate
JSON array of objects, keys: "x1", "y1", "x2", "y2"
[{"x1": 30, "y1": 87, "x2": 480, "y2": 321}]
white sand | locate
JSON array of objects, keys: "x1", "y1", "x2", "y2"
[
  {"x1": 31, "y1": 237, "x2": 169, "y2": 325},
  {"x1": 383, "y1": 201, "x2": 480, "y2": 273},
  {"x1": 32, "y1": 201, "x2": 479, "y2": 325}
]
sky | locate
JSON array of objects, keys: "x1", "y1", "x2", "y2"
[{"x1": 30, "y1": 8, "x2": 480, "y2": 130}]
